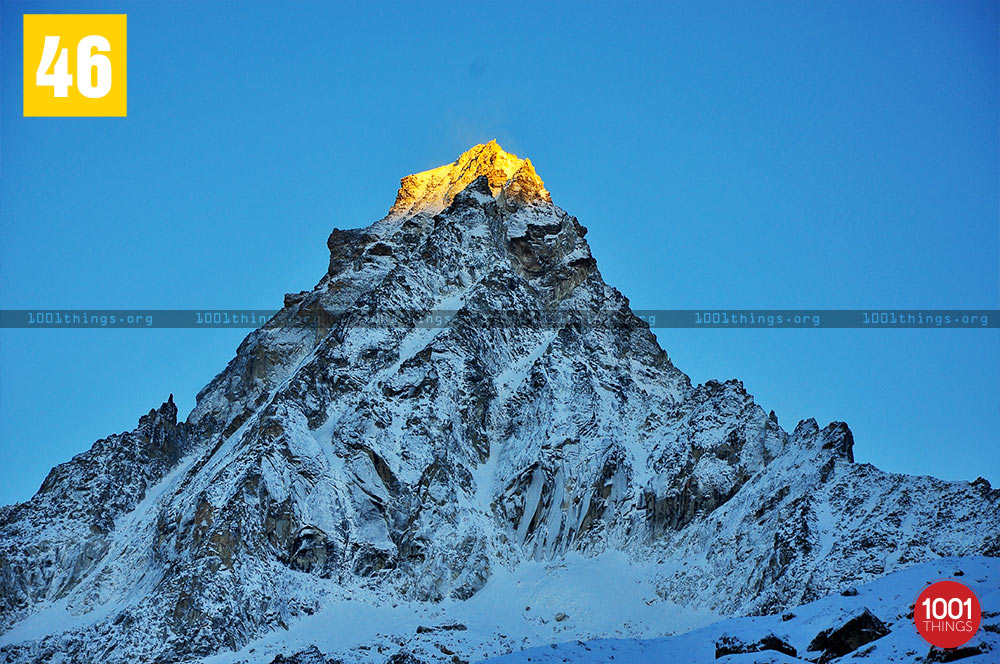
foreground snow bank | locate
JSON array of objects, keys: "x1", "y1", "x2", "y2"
[
  {"x1": 201, "y1": 555, "x2": 997, "y2": 663},
  {"x1": 483, "y1": 556, "x2": 999, "y2": 664},
  {"x1": 202, "y1": 550, "x2": 717, "y2": 664}
]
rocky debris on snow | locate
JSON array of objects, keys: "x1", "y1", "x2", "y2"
[
  {"x1": 714, "y1": 632, "x2": 797, "y2": 658},
  {"x1": 806, "y1": 608, "x2": 889, "y2": 662},
  {"x1": 924, "y1": 641, "x2": 992, "y2": 662},
  {"x1": 384, "y1": 653, "x2": 430, "y2": 664},
  {"x1": 268, "y1": 645, "x2": 343, "y2": 663}
]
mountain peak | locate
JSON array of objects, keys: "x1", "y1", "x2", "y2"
[
  {"x1": 389, "y1": 140, "x2": 550, "y2": 217},
  {"x1": 4, "y1": 144, "x2": 998, "y2": 664}
]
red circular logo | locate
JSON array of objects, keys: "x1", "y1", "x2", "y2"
[{"x1": 914, "y1": 580, "x2": 981, "y2": 649}]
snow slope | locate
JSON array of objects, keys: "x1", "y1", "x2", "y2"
[{"x1": 484, "y1": 556, "x2": 999, "y2": 664}]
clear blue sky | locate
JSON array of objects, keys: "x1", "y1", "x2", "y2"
[{"x1": 1, "y1": 1, "x2": 997, "y2": 506}]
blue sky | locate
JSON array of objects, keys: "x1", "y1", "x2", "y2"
[{"x1": 1, "y1": 0, "x2": 997, "y2": 506}]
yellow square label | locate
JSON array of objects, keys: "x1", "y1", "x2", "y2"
[{"x1": 23, "y1": 14, "x2": 127, "y2": 117}]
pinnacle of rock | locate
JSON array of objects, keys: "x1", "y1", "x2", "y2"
[{"x1": 389, "y1": 140, "x2": 550, "y2": 217}]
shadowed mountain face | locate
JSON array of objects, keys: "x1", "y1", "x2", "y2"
[{"x1": 1, "y1": 143, "x2": 997, "y2": 663}]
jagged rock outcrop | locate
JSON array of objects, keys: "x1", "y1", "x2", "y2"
[
  {"x1": 0, "y1": 396, "x2": 186, "y2": 627},
  {"x1": 269, "y1": 645, "x2": 345, "y2": 664},
  {"x1": 389, "y1": 140, "x2": 543, "y2": 217},
  {"x1": 806, "y1": 608, "x2": 889, "y2": 663},
  {"x1": 715, "y1": 632, "x2": 797, "y2": 658},
  {"x1": 1, "y1": 141, "x2": 997, "y2": 663}
]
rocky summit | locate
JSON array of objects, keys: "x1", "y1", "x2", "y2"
[{"x1": 1, "y1": 142, "x2": 997, "y2": 663}]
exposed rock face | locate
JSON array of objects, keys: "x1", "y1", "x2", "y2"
[
  {"x1": 1, "y1": 142, "x2": 997, "y2": 663},
  {"x1": 269, "y1": 645, "x2": 344, "y2": 664},
  {"x1": 925, "y1": 641, "x2": 993, "y2": 662},
  {"x1": 388, "y1": 140, "x2": 547, "y2": 218},
  {"x1": 715, "y1": 632, "x2": 797, "y2": 658},
  {"x1": 806, "y1": 608, "x2": 890, "y2": 662}
]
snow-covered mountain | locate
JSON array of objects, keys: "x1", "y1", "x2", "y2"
[{"x1": 1, "y1": 141, "x2": 997, "y2": 663}]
